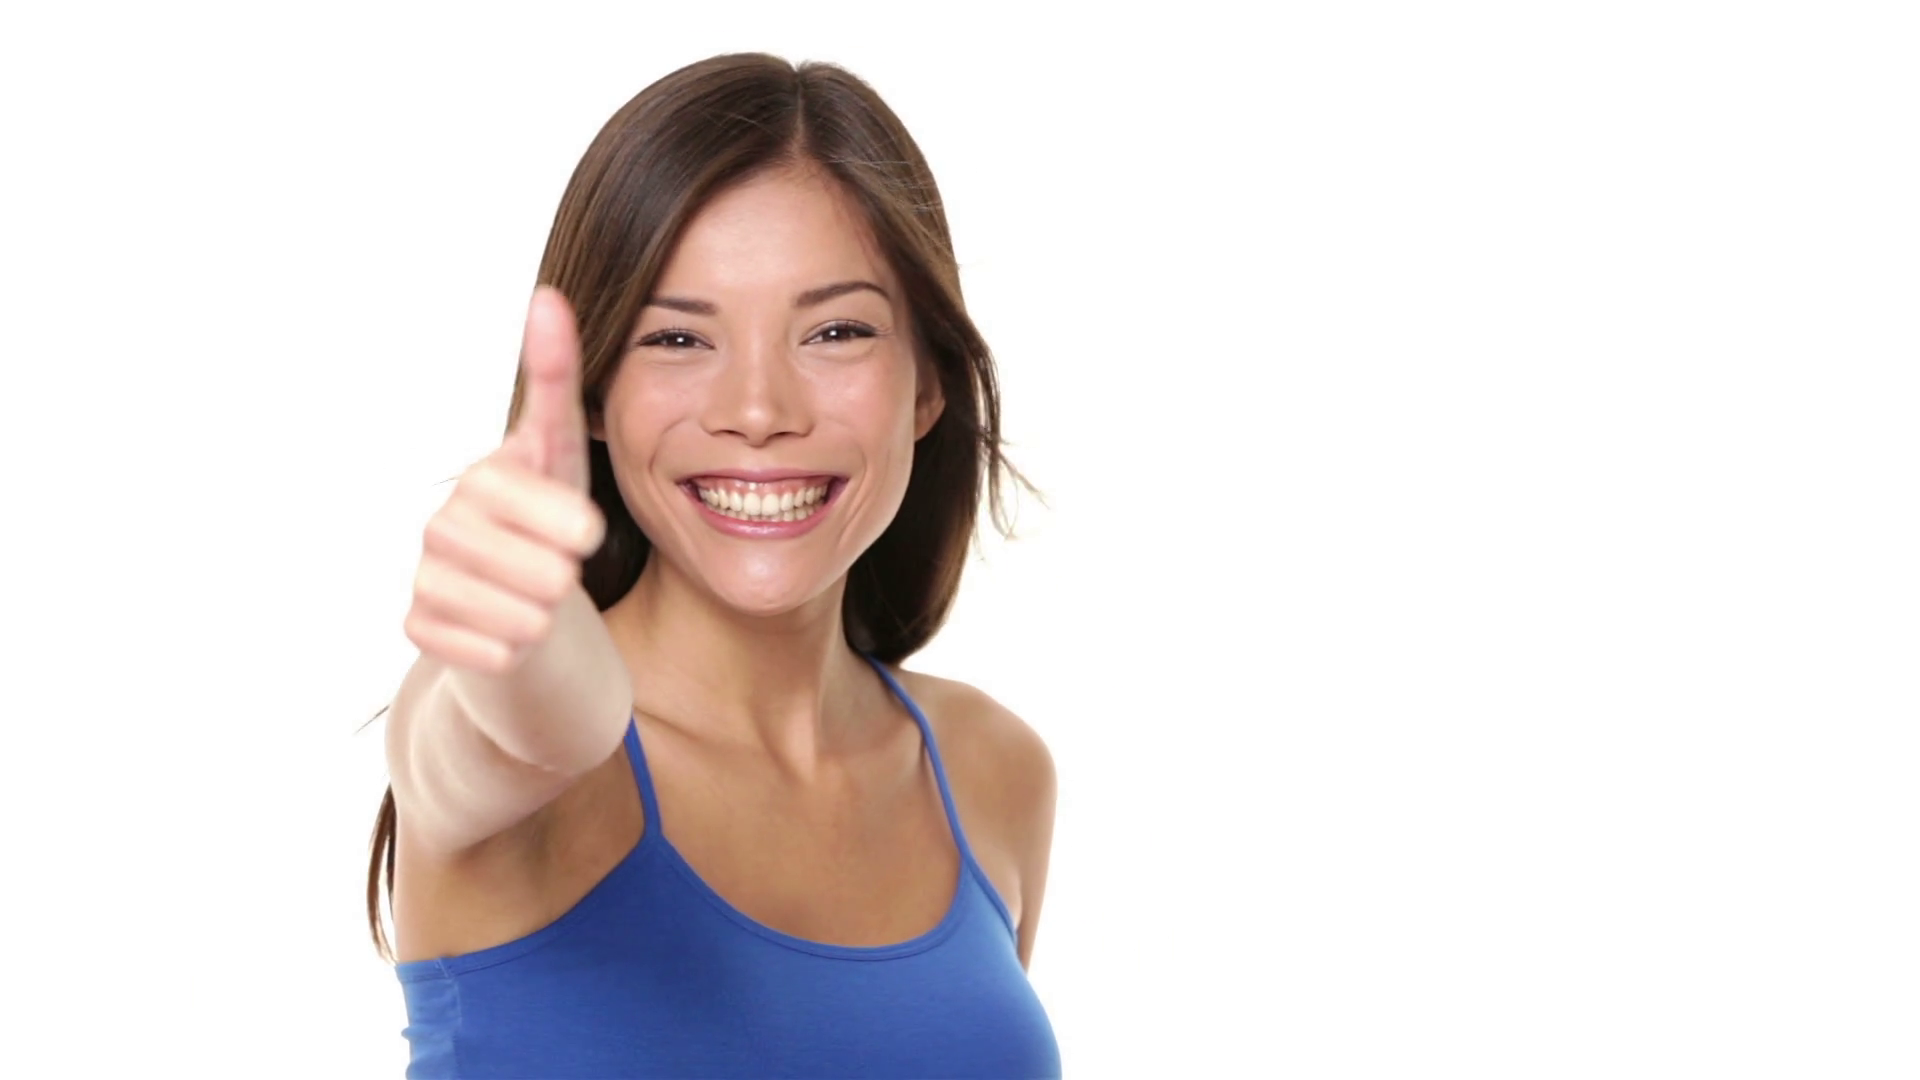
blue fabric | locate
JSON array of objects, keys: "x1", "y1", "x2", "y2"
[{"x1": 395, "y1": 658, "x2": 1061, "y2": 1078}]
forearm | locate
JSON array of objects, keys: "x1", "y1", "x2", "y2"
[{"x1": 441, "y1": 580, "x2": 633, "y2": 775}]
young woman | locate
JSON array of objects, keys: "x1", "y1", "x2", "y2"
[{"x1": 367, "y1": 54, "x2": 1061, "y2": 1078}]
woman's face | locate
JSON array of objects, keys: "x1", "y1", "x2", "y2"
[{"x1": 595, "y1": 166, "x2": 943, "y2": 618}]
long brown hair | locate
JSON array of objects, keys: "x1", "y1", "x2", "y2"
[{"x1": 368, "y1": 53, "x2": 1025, "y2": 958}]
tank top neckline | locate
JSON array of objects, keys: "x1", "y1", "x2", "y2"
[
  {"x1": 623, "y1": 654, "x2": 1012, "y2": 961},
  {"x1": 394, "y1": 655, "x2": 1017, "y2": 983}
]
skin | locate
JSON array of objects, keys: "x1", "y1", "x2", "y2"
[{"x1": 390, "y1": 165, "x2": 1056, "y2": 971}]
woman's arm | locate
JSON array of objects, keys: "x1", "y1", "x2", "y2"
[
  {"x1": 386, "y1": 288, "x2": 632, "y2": 860},
  {"x1": 1014, "y1": 740, "x2": 1057, "y2": 970},
  {"x1": 387, "y1": 581, "x2": 632, "y2": 859}
]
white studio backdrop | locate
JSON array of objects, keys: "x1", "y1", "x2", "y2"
[{"x1": 1, "y1": 2, "x2": 1915, "y2": 1076}]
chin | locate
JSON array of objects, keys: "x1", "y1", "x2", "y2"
[{"x1": 702, "y1": 566, "x2": 842, "y2": 621}]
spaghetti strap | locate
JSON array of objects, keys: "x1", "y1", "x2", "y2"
[
  {"x1": 621, "y1": 717, "x2": 665, "y2": 840},
  {"x1": 863, "y1": 656, "x2": 983, "y2": 871}
]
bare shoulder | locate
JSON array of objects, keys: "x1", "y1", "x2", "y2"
[
  {"x1": 889, "y1": 668, "x2": 1056, "y2": 819},
  {"x1": 889, "y1": 666, "x2": 1057, "y2": 959}
]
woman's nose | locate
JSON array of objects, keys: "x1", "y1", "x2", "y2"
[{"x1": 700, "y1": 336, "x2": 811, "y2": 446}]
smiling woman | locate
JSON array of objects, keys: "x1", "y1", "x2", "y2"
[
  {"x1": 365, "y1": 53, "x2": 1059, "y2": 1079},
  {"x1": 599, "y1": 168, "x2": 946, "y2": 617}
]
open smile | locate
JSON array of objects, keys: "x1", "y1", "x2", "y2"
[{"x1": 678, "y1": 473, "x2": 845, "y2": 537}]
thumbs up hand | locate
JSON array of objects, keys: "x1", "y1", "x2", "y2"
[{"x1": 404, "y1": 287, "x2": 606, "y2": 675}]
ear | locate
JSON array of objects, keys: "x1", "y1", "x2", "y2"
[{"x1": 913, "y1": 359, "x2": 946, "y2": 441}]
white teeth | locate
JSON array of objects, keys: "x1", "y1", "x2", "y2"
[{"x1": 692, "y1": 481, "x2": 832, "y2": 523}]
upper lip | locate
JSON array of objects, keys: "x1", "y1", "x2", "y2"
[{"x1": 680, "y1": 468, "x2": 844, "y2": 483}]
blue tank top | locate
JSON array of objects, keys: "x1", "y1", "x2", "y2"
[{"x1": 394, "y1": 659, "x2": 1061, "y2": 1078}]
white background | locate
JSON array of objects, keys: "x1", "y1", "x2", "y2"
[{"x1": 3, "y1": 2, "x2": 1915, "y2": 1076}]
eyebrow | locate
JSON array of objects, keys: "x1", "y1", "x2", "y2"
[
  {"x1": 796, "y1": 280, "x2": 890, "y2": 308},
  {"x1": 645, "y1": 280, "x2": 891, "y2": 316}
]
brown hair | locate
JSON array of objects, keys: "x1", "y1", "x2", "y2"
[{"x1": 367, "y1": 53, "x2": 1026, "y2": 958}]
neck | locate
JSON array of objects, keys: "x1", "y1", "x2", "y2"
[{"x1": 602, "y1": 555, "x2": 881, "y2": 765}]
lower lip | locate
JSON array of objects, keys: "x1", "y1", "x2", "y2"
[{"x1": 682, "y1": 482, "x2": 841, "y2": 539}]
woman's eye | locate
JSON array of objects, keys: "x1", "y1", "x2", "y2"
[
  {"x1": 638, "y1": 329, "x2": 704, "y2": 350},
  {"x1": 809, "y1": 322, "x2": 875, "y2": 345}
]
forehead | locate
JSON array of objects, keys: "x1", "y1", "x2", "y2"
[{"x1": 656, "y1": 167, "x2": 895, "y2": 296}]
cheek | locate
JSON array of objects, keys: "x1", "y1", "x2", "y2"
[
  {"x1": 853, "y1": 371, "x2": 927, "y2": 524},
  {"x1": 836, "y1": 359, "x2": 923, "y2": 445},
  {"x1": 603, "y1": 364, "x2": 702, "y2": 451},
  {"x1": 824, "y1": 376, "x2": 918, "y2": 510},
  {"x1": 598, "y1": 389, "x2": 685, "y2": 513},
  {"x1": 602, "y1": 402, "x2": 659, "y2": 469}
]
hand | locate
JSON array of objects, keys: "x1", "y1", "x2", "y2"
[{"x1": 404, "y1": 287, "x2": 605, "y2": 674}]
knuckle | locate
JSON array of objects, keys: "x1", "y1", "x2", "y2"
[
  {"x1": 485, "y1": 639, "x2": 523, "y2": 674},
  {"x1": 405, "y1": 612, "x2": 450, "y2": 658},
  {"x1": 412, "y1": 562, "x2": 465, "y2": 614},
  {"x1": 535, "y1": 558, "x2": 577, "y2": 603},
  {"x1": 579, "y1": 502, "x2": 608, "y2": 549},
  {"x1": 553, "y1": 497, "x2": 603, "y2": 554},
  {"x1": 520, "y1": 608, "x2": 555, "y2": 644},
  {"x1": 421, "y1": 512, "x2": 462, "y2": 554},
  {"x1": 455, "y1": 459, "x2": 502, "y2": 500},
  {"x1": 411, "y1": 560, "x2": 444, "y2": 599}
]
